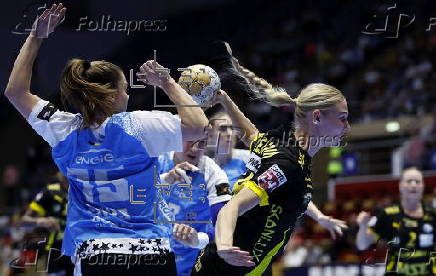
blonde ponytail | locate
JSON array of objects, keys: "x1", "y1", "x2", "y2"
[{"x1": 235, "y1": 63, "x2": 293, "y2": 107}]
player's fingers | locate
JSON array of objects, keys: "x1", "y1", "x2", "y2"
[
  {"x1": 182, "y1": 225, "x2": 191, "y2": 239},
  {"x1": 54, "y1": 3, "x2": 63, "y2": 14},
  {"x1": 329, "y1": 229, "x2": 336, "y2": 240},
  {"x1": 332, "y1": 219, "x2": 348, "y2": 229},
  {"x1": 334, "y1": 225, "x2": 343, "y2": 236}
]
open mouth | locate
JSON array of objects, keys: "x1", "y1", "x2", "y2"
[{"x1": 187, "y1": 153, "x2": 196, "y2": 159}]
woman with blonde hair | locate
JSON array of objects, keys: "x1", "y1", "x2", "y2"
[
  {"x1": 5, "y1": 4, "x2": 208, "y2": 275},
  {"x1": 191, "y1": 43, "x2": 350, "y2": 276}
]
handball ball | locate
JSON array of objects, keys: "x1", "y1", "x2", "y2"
[{"x1": 178, "y1": 64, "x2": 221, "y2": 105}]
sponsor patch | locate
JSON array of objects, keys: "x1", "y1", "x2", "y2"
[
  {"x1": 257, "y1": 164, "x2": 287, "y2": 192},
  {"x1": 246, "y1": 153, "x2": 261, "y2": 172},
  {"x1": 37, "y1": 103, "x2": 58, "y2": 121}
]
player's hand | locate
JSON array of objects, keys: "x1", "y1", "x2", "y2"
[
  {"x1": 137, "y1": 60, "x2": 172, "y2": 88},
  {"x1": 356, "y1": 211, "x2": 371, "y2": 228},
  {"x1": 209, "y1": 89, "x2": 228, "y2": 107},
  {"x1": 36, "y1": 217, "x2": 60, "y2": 231},
  {"x1": 317, "y1": 215, "x2": 348, "y2": 239},
  {"x1": 164, "y1": 162, "x2": 198, "y2": 184},
  {"x1": 30, "y1": 3, "x2": 66, "y2": 38},
  {"x1": 216, "y1": 244, "x2": 254, "y2": 267},
  {"x1": 172, "y1": 224, "x2": 199, "y2": 247}
]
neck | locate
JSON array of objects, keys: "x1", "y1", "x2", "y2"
[
  {"x1": 401, "y1": 197, "x2": 422, "y2": 216},
  {"x1": 294, "y1": 128, "x2": 320, "y2": 157}
]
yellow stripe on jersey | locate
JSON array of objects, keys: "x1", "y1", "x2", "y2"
[
  {"x1": 385, "y1": 206, "x2": 400, "y2": 215},
  {"x1": 244, "y1": 180, "x2": 269, "y2": 206},
  {"x1": 47, "y1": 183, "x2": 60, "y2": 191},
  {"x1": 45, "y1": 232, "x2": 56, "y2": 251},
  {"x1": 245, "y1": 228, "x2": 291, "y2": 276},
  {"x1": 29, "y1": 201, "x2": 46, "y2": 216},
  {"x1": 54, "y1": 195, "x2": 63, "y2": 203},
  {"x1": 233, "y1": 172, "x2": 255, "y2": 194}
]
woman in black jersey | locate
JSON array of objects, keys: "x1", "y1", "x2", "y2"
[
  {"x1": 356, "y1": 167, "x2": 436, "y2": 275},
  {"x1": 191, "y1": 52, "x2": 350, "y2": 275}
]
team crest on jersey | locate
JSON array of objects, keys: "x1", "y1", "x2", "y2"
[
  {"x1": 37, "y1": 103, "x2": 58, "y2": 121},
  {"x1": 257, "y1": 164, "x2": 287, "y2": 191}
]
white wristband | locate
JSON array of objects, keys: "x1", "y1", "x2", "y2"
[{"x1": 194, "y1": 232, "x2": 210, "y2": 249}]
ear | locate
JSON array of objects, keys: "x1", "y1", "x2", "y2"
[{"x1": 312, "y1": 109, "x2": 321, "y2": 124}]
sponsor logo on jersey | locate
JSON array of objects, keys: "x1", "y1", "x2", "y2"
[
  {"x1": 246, "y1": 153, "x2": 261, "y2": 172},
  {"x1": 74, "y1": 149, "x2": 114, "y2": 165},
  {"x1": 37, "y1": 103, "x2": 58, "y2": 121},
  {"x1": 257, "y1": 164, "x2": 287, "y2": 192}
]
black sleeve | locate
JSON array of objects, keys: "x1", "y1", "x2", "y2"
[
  {"x1": 243, "y1": 152, "x2": 300, "y2": 206},
  {"x1": 369, "y1": 209, "x2": 395, "y2": 241},
  {"x1": 29, "y1": 190, "x2": 53, "y2": 216}
]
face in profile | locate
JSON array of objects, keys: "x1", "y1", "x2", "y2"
[
  {"x1": 115, "y1": 73, "x2": 129, "y2": 113},
  {"x1": 313, "y1": 99, "x2": 350, "y2": 147},
  {"x1": 399, "y1": 168, "x2": 424, "y2": 201}
]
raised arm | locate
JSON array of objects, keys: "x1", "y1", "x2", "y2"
[
  {"x1": 212, "y1": 90, "x2": 258, "y2": 146},
  {"x1": 137, "y1": 61, "x2": 209, "y2": 141},
  {"x1": 215, "y1": 186, "x2": 258, "y2": 267},
  {"x1": 4, "y1": 3, "x2": 66, "y2": 119},
  {"x1": 356, "y1": 211, "x2": 377, "y2": 250}
]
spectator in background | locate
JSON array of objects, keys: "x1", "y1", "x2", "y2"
[{"x1": 2, "y1": 165, "x2": 22, "y2": 214}]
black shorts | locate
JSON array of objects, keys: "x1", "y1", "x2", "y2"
[
  {"x1": 190, "y1": 242, "x2": 272, "y2": 276},
  {"x1": 79, "y1": 252, "x2": 177, "y2": 276}
]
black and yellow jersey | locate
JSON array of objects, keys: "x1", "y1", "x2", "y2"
[
  {"x1": 232, "y1": 129, "x2": 313, "y2": 275},
  {"x1": 369, "y1": 203, "x2": 436, "y2": 275},
  {"x1": 29, "y1": 183, "x2": 68, "y2": 250}
]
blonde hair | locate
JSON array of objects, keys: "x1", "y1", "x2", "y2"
[
  {"x1": 235, "y1": 64, "x2": 345, "y2": 129},
  {"x1": 60, "y1": 59, "x2": 123, "y2": 128}
]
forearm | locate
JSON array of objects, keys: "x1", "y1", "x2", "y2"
[
  {"x1": 21, "y1": 215, "x2": 39, "y2": 225},
  {"x1": 5, "y1": 35, "x2": 42, "y2": 97},
  {"x1": 305, "y1": 201, "x2": 325, "y2": 221},
  {"x1": 220, "y1": 93, "x2": 258, "y2": 146},
  {"x1": 161, "y1": 79, "x2": 208, "y2": 140},
  {"x1": 215, "y1": 202, "x2": 239, "y2": 247},
  {"x1": 356, "y1": 226, "x2": 374, "y2": 250}
]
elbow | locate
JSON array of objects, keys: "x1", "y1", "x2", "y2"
[{"x1": 4, "y1": 88, "x2": 13, "y2": 99}]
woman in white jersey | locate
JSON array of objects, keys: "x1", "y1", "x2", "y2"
[{"x1": 4, "y1": 4, "x2": 208, "y2": 276}]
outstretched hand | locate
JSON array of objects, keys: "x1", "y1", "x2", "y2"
[
  {"x1": 30, "y1": 3, "x2": 66, "y2": 38},
  {"x1": 209, "y1": 89, "x2": 228, "y2": 107},
  {"x1": 317, "y1": 215, "x2": 348, "y2": 239},
  {"x1": 217, "y1": 245, "x2": 255, "y2": 267},
  {"x1": 137, "y1": 60, "x2": 172, "y2": 88}
]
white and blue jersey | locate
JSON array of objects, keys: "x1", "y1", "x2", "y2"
[
  {"x1": 158, "y1": 152, "x2": 231, "y2": 276},
  {"x1": 27, "y1": 100, "x2": 183, "y2": 258},
  {"x1": 221, "y1": 148, "x2": 250, "y2": 189}
]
